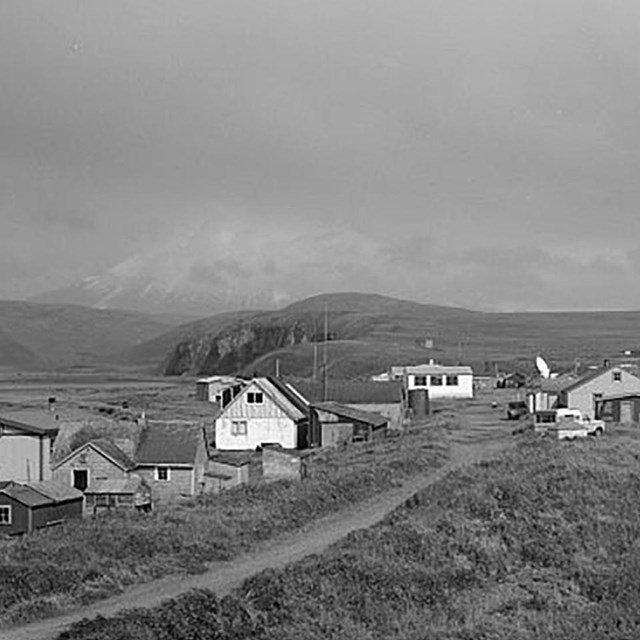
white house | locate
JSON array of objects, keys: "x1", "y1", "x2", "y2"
[
  {"x1": 404, "y1": 364, "x2": 474, "y2": 399},
  {"x1": 214, "y1": 378, "x2": 310, "y2": 451},
  {"x1": 0, "y1": 411, "x2": 59, "y2": 482}
]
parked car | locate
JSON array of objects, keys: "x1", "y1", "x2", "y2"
[
  {"x1": 534, "y1": 408, "x2": 605, "y2": 439},
  {"x1": 506, "y1": 401, "x2": 528, "y2": 420}
]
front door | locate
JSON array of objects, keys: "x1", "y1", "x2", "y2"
[{"x1": 73, "y1": 469, "x2": 88, "y2": 492}]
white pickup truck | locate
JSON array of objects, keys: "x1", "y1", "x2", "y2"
[{"x1": 534, "y1": 408, "x2": 605, "y2": 439}]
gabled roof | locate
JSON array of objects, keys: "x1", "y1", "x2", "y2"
[
  {"x1": 0, "y1": 411, "x2": 60, "y2": 436},
  {"x1": 538, "y1": 374, "x2": 579, "y2": 393},
  {"x1": 563, "y1": 366, "x2": 640, "y2": 394},
  {"x1": 0, "y1": 483, "x2": 52, "y2": 507},
  {"x1": 312, "y1": 402, "x2": 389, "y2": 428},
  {"x1": 52, "y1": 439, "x2": 135, "y2": 472},
  {"x1": 222, "y1": 378, "x2": 308, "y2": 421},
  {"x1": 289, "y1": 380, "x2": 403, "y2": 405},
  {"x1": 28, "y1": 480, "x2": 83, "y2": 503},
  {"x1": 0, "y1": 481, "x2": 14, "y2": 491},
  {"x1": 135, "y1": 424, "x2": 203, "y2": 466}
]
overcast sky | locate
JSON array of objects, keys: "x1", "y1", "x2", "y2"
[{"x1": 2, "y1": 0, "x2": 640, "y2": 311}]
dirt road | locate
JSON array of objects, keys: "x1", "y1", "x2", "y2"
[{"x1": 3, "y1": 396, "x2": 514, "y2": 640}]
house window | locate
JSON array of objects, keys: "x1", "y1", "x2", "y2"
[
  {"x1": 246, "y1": 392, "x2": 264, "y2": 404},
  {"x1": 156, "y1": 467, "x2": 170, "y2": 481},
  {"x1": 613, "y1": 371, "x2": 622, "y2": 382},
  {"x1": 231, "y1": 420, "x2": 248, "y2": 436},
  {"x1": 446, "y1": 375, "x2": 459, "y2": 386},
  {"x1": 0, "y1": 506, "x2": 11, "y2": 525},
  {"x1": 430, "y1": 375, "x2": 443, "y2": 386},
  {"x1": 72, "y1": 469, "x2": 89, "y2": 492},
  {"x1": 413, "y1": 375, "x2": 427, "y2": 386}
]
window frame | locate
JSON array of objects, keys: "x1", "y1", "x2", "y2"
[
  {"x1": 231, "y1": 420, "x2": 248, "y2": 436},
  {"x1": 445, "y1": 375, "x2": 459, "y2": 386},
  {"x1": 613, "y1": 371, "x2": 622, "y2": 382},
  {"x1": 0, "y1": 505, "x2": 11, "y2": 525},
  {"x1": 246, "y1": 391, "x2": 264, "y2": 404},
  {"x1": 155, "y1": 466, "x2": 170, "y2": 482},
  {"x1": 430, "y1": 375, "x2": 443, "y2": 386},
  {"x1": 413, "y1": 375, "x2": 427, "y2": 387}
]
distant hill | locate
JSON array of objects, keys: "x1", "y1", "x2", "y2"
[
  {"x1": 0, "y1": 301, "x2": 172, "y2": 370},
  {"x1": 131, "y1": 293, "x2": 640, "y2": 379}
]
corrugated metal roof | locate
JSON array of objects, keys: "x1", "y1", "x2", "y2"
[
  {"x1": 1, "y1": 484, "x2": 52, "y2": 507},
  {"x1": 27, "y1": 480, "x2": 83, "y2": 503},
  {"x1": 136, "y1": 424, "x2": 202, "y2": 465},
  {"x1": 313, "y1": 402, "x2": 389, "y2": 428},
  {"x1": 290, "y1": 380, "x2": 403, "y2": 404}
]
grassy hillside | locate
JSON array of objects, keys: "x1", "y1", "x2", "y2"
[
  {"x1": 57, "y1": 431, "x2": 640, "y2": 640},
  {"x1": 0, "y1": 301, "x2": 171, "y2": 370},
  {"x1": 133, "y1": 292, "x2": 640, "y2": 378}
]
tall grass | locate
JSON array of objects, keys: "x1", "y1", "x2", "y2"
[{"x1": 56, "y1": 432, "x2": 640, "y2": 640}]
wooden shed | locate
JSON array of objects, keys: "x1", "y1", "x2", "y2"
[
  {"x1": 309, "y1": 402, "x2": 389, "y2": 447},
  {"x1": 84, "y1": 475, "x2": 152, "y2": 514},
  {"x1": 204, "y1": 452, "x2": 253, "y2": 494},
  {"x1": 0, "y1": 480, "x2": 83, "y2": 536},
  {"x1": 262, "y1": 444, "x2": 313, "y2": 482}
]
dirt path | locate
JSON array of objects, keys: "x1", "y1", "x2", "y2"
[{"x1": 4, "y1": 399, "x2": 514, "y2": 640}]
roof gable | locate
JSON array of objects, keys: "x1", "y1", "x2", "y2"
[
  {"x1": 52, "y1": 439, "x2": 135, "y2": 472},
  {"x1": 221, "y1": 378, "x2": 307, "y2": 421},
  {"x1": 564, "y1": 367, "x2": 640, "y2": 393},
  {"x1": 312, "y1": 402, "x2": 388, "y2": 427}
]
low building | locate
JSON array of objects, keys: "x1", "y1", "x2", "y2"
[
  {"x1": 195, "y1": 376, "x2": 245, "y2": 406},
  {"x1": 289, "y1": 380, "x2": 405, "y2": 430},
  {"x1": 135, "y1": 423, "x2": 209, "y2": 501},
  {"x1": 52, "y1": 439, "x2": 136, "y2": 493},
  {"x1": 204, "y1": 452, "x2": 253, "y2": 493},
  {"x1": 215, "y1": 377, "x2": 310, "y2": 451},
  {"x1": 0, "y1": 480, "x2": 83, "y2": 536},
  {"x1": 0, "y1": 411, "x2": 59, "y2": 482},
  {"x1": 595, "y1": 393, "x2": 640, "y2": 424},
  {"x1": 310, "y1": 402, "x2": 388, "y2": 447},
  {"x1": 84, "y1": 475, "x2": 151, "y2": 514},
  {"x1": 403, "y1": 364, "x2": 474, "y2": 399},
  {"x1": 262, "y1": 444, "x2": 312, "y2": 482}
]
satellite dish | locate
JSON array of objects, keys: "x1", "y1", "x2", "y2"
[{"x1": 536, "y1": 355, "x2": 551, "y2": 379}]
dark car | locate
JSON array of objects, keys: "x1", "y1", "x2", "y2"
[{"x1": 506, "y1": 401, "x2": 528, "y2": 420}]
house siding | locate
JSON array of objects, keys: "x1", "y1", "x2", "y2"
[
  {"x1": 52, "y1": 446, "x2": 128, "y2": 489},
  {"x1": 136, "y1": 466, "x2": 195, "y2": 502},
  {"x1": 216, "y1": 383, "x2": 298, "y2": 450},
  {"x1": 0, "y1": 494, "x2": 28, "y2": 536},
  {"x1": 565, "y1": 368, "x2": 640, "y2": 418},
  {"x1": 0, "y1": 431, "x2": 52, "y2": 482},
  {"x1": 406, "y1": 373, "x2": 473, "y2": 399}
]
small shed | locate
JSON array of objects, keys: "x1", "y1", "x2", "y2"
[
  {"x1": 595, "y1": 393, "x2": 640, "y2": 424},
  {"x1": 84, "y1": 475, "x2": 151, "y2": 514},
  {"x1": 262, "y1": 444, "x2": 313, "y2": 482},
  {"x1": 204, "y1": 452, "x2": 252, "y2": 493},
  {"x1": 0, "y1": 481, "x2": 83, "y2": 536},
  {"x1": 310, "y1": 402, "x2": 389, "y2": 447}
]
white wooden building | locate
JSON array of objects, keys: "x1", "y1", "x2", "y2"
[
  {"x1": 214, "y1": 378, "x2": 309, "y2": 450},
  {"x1": 404, "y1": 364, "x2": 474, "y2": 399}
]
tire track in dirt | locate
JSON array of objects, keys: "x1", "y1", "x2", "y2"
[{"x1": 4, "y1": 425, "x2": 512, "y2": 640}]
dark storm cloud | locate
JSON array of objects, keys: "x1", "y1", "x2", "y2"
[{"x1": 2, "y1": 0, "x2": 640, "y2": 308}]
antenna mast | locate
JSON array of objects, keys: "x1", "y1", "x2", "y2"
[{"x1": 322, "y1": 303, "x2": 329, "y2": 401}]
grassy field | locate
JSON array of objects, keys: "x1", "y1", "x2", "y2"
[
  {"x1": 54, "y1": 428, "x2": 640, "y2": 640},
  {"x1": 0, "y1": 419, "x2": 447, "y2": 628}
]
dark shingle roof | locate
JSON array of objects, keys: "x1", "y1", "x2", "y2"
[
  {"x1": 91, "y1": 439, "x2": 136, "y2": 471},
  {"x1": 290, "y1": 380, "x2": 404, "y2": 404},
  {"x1": 28, "y1": 480, "x2": 83, "y2": 503},
  {"x1": 312, "y1": 402, "x2": 389, "y2": 428},
  {"x1": 1, "y1": 484, "x2": 52, "y2": 507},
  {"x1": 136, "y1": 424, "x2": 202, "y2": 466}
]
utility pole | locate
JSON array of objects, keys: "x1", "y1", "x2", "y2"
[
  {"x1": 313, "y1": 343, "x2": 318, "y2": 381},
  {"x1": 322, "y1": 304, "x2": 329, "y2": 401},
  {"x1": 275, "y1": 358, "x2": 280, "y2": 378}
]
